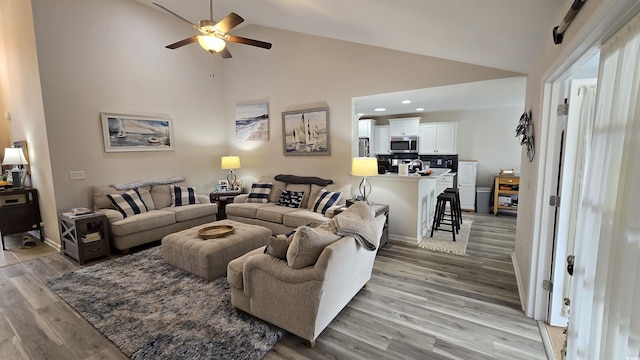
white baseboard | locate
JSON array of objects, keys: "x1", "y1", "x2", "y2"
[
  {"x1": 538, "y1": 320, "x2": 557, "y2": 360},
  {"x1": 43, "y1": 237, "x2": 61, "y2": 251},
  {"x1": 388, "y1": 234, "x2": 419, "y2": 244},
  {"x1": 511, "y1": 250, "x2": 526, "y2": 312}
]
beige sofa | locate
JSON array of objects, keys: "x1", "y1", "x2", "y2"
[
  {"x1": 227, "y1": 201, "x2": 385, "y2": 345},
  {"x1": 226, "y1": 174, "x2": 352, "y2": 235},
  {"x1": 92, "y1": 179, "x2": 218, "y2": 252}
]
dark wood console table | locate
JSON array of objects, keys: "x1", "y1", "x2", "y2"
[
  {"x1": 0, "y1": 187, "x2": 43, "y2": 250},
  {"x1": 210, "y1": 189, "x2": 244, "y2": 220}
]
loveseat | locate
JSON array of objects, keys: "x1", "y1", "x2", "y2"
[
  {"x1": 226, "y1": 174, "x2": 352, "y2": 235},
  {"x1": 92, "y1": 177, "x2": 218, "y2": 252},
  {"x1": 227, "y1": 201, "x2": 385, "y2": 345}
]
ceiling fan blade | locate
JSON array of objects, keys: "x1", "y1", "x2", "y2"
[
  {"x1": 219, "y1": 48, "x2": 232, "y2": 59},
  {"x1": 228, "y1": 35, "x2": 272, "y2": 49},
  {"x1": 153, "y1": 2, "x2": 199, "y2": 30},
  {"x1": 214, "y1": 12, "x2": 244, "y2": 33},
  {"x1": 166, "y1": 36, "x2": 198, "y2": 49}
]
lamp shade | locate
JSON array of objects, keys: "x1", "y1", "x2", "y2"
[
  {"x1": 198, "y1": 35, "x2": 226, "y2": 52},
  {"x1": 352, "y1": 157, "x2": 378, "y2": 177},
  {"x1": 2, "y1": 147, "x2": 28, "y2": 166},
  {"x1": 221, "y1": 156, "x2": 241, "y2": 170}
]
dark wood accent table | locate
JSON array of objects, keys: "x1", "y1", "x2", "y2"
[
  {"x1": 59, "y1": 212, "x2": 110, "y2": 264},
  {"x1": 0, "y1": 187, "x2": 43, "y2": 250},
  {"x1": 210, "y1": 189, "x2": 244, "y2": 220},
  {"x1": 334, "y1": 202, "x2": 390, "y2": 247}
]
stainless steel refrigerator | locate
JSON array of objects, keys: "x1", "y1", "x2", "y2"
[{"x1": 358, "y1": 138, "x2": 370, "y2": 157}]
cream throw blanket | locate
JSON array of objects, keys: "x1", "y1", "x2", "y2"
[{"x1": 329, "y1": 201, "x2": 379, "y2": 251}]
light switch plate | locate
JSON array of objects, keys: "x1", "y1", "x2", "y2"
[{"x1": 69, "y1": 171, "x2": 85, "y2": 180}]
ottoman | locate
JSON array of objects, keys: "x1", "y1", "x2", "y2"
[{"x1": 162, "y1": 220, "x2": 271, "y2": 281}]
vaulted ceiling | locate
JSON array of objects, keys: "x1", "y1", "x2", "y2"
[
  {"x1": 136, "y1": 0, "x2": 567, "y2": 74},
  {"x1": 136, "y1": 0, "x2": 569, "y2": 116}
]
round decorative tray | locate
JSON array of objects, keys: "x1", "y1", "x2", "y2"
[{"x1": 198, "y1": 225, "x2": 234, "y2": 239}]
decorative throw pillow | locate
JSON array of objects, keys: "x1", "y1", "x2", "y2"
[
  {"x1": 264, "y1": 234, "x2": 294, "y2": 260},
  {"x1": 312, "y1": 189, "x2": 342, "y2": 215},
  {"x1": 170, "y1": 185, "x2": 199, "y2": 207},
  {"x1": 286, "y1": 225, "x2": 341, "y2": 269},
  {"x1": 276, "y1": 189, "x2": 305, "y2": 208},
  {"x1": 106, "y1": 189, "x2": 148, "y2": 218},
  {"x1": 247, "y1": 183, "x2": 273, "y2": 203}
]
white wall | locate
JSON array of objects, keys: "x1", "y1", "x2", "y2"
[
  {"x1": 220, "y1": 25, "x2": 521, "y2": 188},
  {"x1": 516, "y1": 0, "x2": 640, "y2": 318},
  {"x1": 0, "y1": 0, "x2": 57, "y2": 247},
  {"x1": 27, "y1": 0, "x2": 228, "y2": 245},
  {"x1": 9, "y1": 0, "x2": 522, "y2": 248},
  {"x1": 422, "y1": 107, "x2": 523, "y2": 186}
]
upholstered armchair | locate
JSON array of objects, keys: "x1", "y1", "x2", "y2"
[{"x1": 227, "y1": 210, "x2": 386, "y2": 346}]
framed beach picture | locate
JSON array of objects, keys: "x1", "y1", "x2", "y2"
[
  {"x1": 235, "y1": 101, "x2": 269, "y2": 141},
  {"x1": 101, "y1": 113, "x2": 174, "y2": 152},
  {"x1": 282, "y1": 107, "x2": 330, "y2": 156}
]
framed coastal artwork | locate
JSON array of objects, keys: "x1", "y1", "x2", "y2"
[
  {"x1": 282, "y1": 107, "x2": 330, "y2": 156},
  {"x1": 101, "y1": 112, "x2": 174, "y2": 152},
  {"x1": 235, "y1": 101, "x2": 269, "y2": 141}
]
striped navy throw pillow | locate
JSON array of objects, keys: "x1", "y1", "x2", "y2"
[
  {"x1": 312, "y1": 189, "x2": 342, "y2": 214},
  {"x1": 171, "y1": 185, "x2": 199, "y2": 207},
  {"x1": 107, "y1": 189, "x2": 148, "y2": 218},
  {"x1": 247, "y1": 183, "x2": 273, "y2": 203}
]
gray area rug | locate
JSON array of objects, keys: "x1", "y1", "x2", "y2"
[{"x1": 48, "y1": 246, "x2": 283, "y2": 359}]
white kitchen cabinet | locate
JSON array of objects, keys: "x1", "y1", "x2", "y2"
[
  {"x1": 436, "y1": 174, "x2": 456, "y2": 196},
  {"x1": 358, "y1": 119, "x2": 375, "y2": 138},
  {"x1": 457, "y1": 161, "x2": 477, "y2": 211},
  {"x1": 389, "y1": 117, "x2": 420, "y2": 137},
  {"x1": 373, "y1": 125, "x2": 390, "y2": 155},
  {"x1": 418, "y1": 122, "x2": 457, "y2": 154}
]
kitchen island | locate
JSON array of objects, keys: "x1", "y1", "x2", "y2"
[{"x1": 351, "y1": 168, "x2": 451, "y2": 244}]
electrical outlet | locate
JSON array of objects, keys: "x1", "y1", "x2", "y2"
[{"x1": 69, "y1": 171, "x2": 85, "y2": 180}]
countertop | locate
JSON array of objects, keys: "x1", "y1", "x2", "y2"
[{"x1": 373, "y1": 168, "x2": 452, "y2": 180}]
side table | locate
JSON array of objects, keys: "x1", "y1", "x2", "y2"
[
  {"x1": 210, "y1": 189, "x2": 244, "y2": 220},
  {"x1": 335, "y1": 202, "x2": 390, "y2": 247},
  {"x1": 0, "y1": 187, "x2": 43, "y2": 250},
  {"x1": 59, "y1": 212, "x2": 110, "y2": 264}
]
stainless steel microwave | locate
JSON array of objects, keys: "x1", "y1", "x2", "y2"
[{"x1": 390, "y1": 136, "x2": 418, "y2": 153}]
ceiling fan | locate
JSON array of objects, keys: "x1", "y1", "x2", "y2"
[{"x1": 153, "y1": 0, "x2": 272, "y2": 58}]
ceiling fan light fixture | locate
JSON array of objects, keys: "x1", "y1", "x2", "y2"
[{"x1": 198, "y1": 35, "x2": 226, "y2": 52}]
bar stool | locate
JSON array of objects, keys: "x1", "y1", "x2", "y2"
[
  {"x1": 444, "y1": 188, "x2": 462, "y2": 230},
  {"x1": 430, "y1": 192, "x2": 459, "y2": 241}
]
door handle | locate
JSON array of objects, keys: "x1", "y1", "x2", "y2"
[{"x1": 567, "y1": 255, "x2": 575, "y2": 276}]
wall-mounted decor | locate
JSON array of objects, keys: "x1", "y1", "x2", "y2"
[
  {"x1": 235, "y1": 102, "x2": 269, "y2": 141},
  {"x1": 101, "y1": 113, "x2": 174, "y2": 152},
  {"x1": 516, "y1": 110, "x2": 535, "y2": 162},
  {"x1": 282, "y1": 107, "x2": 330, "y2": 156}
]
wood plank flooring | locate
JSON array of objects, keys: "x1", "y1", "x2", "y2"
[{"x1": 0, "y1": 213, "x2": 547, "y2": 359}]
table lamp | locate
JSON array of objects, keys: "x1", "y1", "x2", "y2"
[
  {"x1": 352, "y1": 157, "x2": 378, "y2": 203},
  {"x1": 2, "y1": 147, "x2": 28, "y2": 189},
  {"x1": 221, "y1": 156, "x2": 241, "y2": 189}
]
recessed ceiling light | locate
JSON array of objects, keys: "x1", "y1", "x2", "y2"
[
  {"x1": 357, "y1": 113, "x2": 364, "y2": 117},
  {"x1": 402, "y1": 100, "x2": 411, "y2": 104},
  {"x1": 374, "y1": 108, "x2": 386, "y2": 112},
  {"x1": 416, "y1": 107, "x2": 424, "y2": 111}
]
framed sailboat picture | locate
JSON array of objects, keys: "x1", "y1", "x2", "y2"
[
  {"x1": 282, "y1": 107, "x2": 330, "y2": 156},
  {"x1": 100, "y1": 112, "x2": 174, "y2": 152}
]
